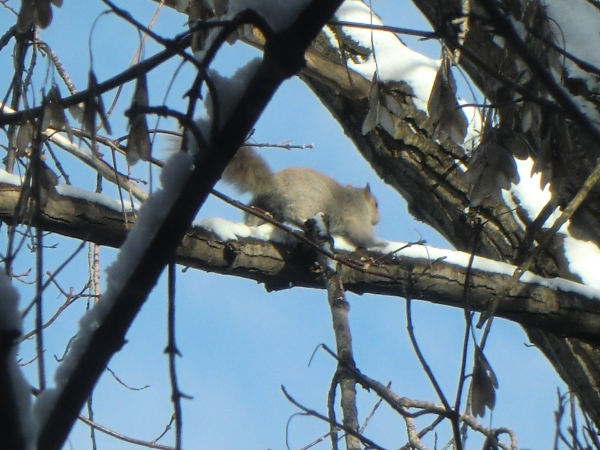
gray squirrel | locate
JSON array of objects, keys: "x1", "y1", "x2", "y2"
[{"x1": 221, "y1": 146, "x2": 383, "y2": 248}]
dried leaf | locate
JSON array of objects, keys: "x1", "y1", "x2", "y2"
[
  {"x1": 42, "y1": 84, "x2": 73, "y2": 141},
  {"x1": 501, "y1": 131, "x2": 529, "y2": 160},
  {"x1": 68, "y1": 103, "x2": 85, "y2": 123},
  {"x1": 532, "y1": 115, "x2": 571, "y2": 201},
  {"x1": 16, "y1": 121, "x2": 34, "y2": 156},
  {"x1": 521, "y1": 101, "x2": 541, "y2": 134},
  {"x1": 362, "y1": 74, "x2": 379, "y2": 135},
  {"x1": 464, "y1": 128, "x2": 529, "y2": 206},
  {"x1": 470, "y1": 347, "x2": 498, "y2": 418},
  {"x1": 94, "y1": 86, "x2": 112, "y2": 136},
  {"x1": 126, "y1": 118, "x2": 151, "y2": 166},
  {"x1": 83, "y1": 71, "x2": 112, "y2": 135},
  {"x1": 428, "y1": 55, "x2": 468, "y2": 144},
  {"x1": 82, "y1": 95, "x2": 96, "y2": 135},
  {"x1": 125, "y1": 75, "x2": 151, "y2": 165}
]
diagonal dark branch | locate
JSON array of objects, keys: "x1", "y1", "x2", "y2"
[{"x1": 34, "y1": 1, "x2": 346, "y2": 449}]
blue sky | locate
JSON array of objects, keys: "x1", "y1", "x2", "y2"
[{"x1": 0, "y1": 1, "x2": 566, "y2": 448}]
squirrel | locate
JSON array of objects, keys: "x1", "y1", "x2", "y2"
[{"x1": 221, "y1": 146, "x2": 383, "y2": 248}]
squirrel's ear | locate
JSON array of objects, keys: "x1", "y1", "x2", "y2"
[{"x1": 364, "y1": 183, "x2": 372, "y2": 194}]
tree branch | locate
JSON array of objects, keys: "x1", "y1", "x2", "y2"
[{"x1": 2, "y1": 182, "x2": 600, "y2": 347}]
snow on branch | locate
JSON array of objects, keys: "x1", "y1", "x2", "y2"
[
  {"x1": 30, "y1": 1, "x2": 347, "y2": 449},
  {"x1": 1, "y1": 179, "x2": 599, "y2": 346}
]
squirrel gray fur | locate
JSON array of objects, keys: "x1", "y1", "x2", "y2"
[{"x1": 221, "y1": 146, "x2": 382, "y2": 248}]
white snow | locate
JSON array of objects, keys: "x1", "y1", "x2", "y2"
[
  {"x1": 563, "y1": 236, "x2": 600, "y2": 289},
  {"x1": 333, "y1": 0, "x2": 439, "y2": 112},
  {"x1": 205, "y1": 59, "x2": 261, "y2": 132},
  {"x1": 196, "y1": 217, "x2": 295, "y2": 244},
  {"x1": 33, "y1": 151, "x2": 195, "y2": 434},
  {"x1": 197, "y1": 215, "x2": 600, "y2": 301},
  {"x1": 56, "y1": 184, "x2": 139, "y2": 212},
  {"x1": 544, "y1": 0, "x2": 600, "y2": 90},
  {"x1": 0, "y1": 169, "x2": 139, "y2": 212},
  {"x1": 504, "y1": 158, "x2": 560, "y2": 228},
  {"x1": 503, "y1": 157, "x2": 600, "y2": 292},
  {"x1": 538, "y1": 1, "x2": 600, "y2": 125},
  {"x1": 0, "y1": 169, "x2": 23, "y2": 186},
  {"x1": 380, "y1": 239, "x2": 600, "y2": 300}
]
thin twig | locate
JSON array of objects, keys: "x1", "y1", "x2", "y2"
[
  {"x1": 166, "y1": 262, "x2": 184, "y2": 449},
  {"x1": 281, "y1": 386, "x2": 386, "y2": 450},
  {"x1": 406, "y1": 298, "x2": 462, "y2": 450}
]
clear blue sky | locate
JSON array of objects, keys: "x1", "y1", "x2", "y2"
[{"x1": 0, "y1": 1, "x2": 564, "y2": 448}]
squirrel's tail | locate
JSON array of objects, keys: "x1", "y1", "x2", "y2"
[{"x1": 221, "y1": 146, "x2": 273, "y2": 194}]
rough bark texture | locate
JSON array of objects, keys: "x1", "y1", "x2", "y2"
[
  {"x1": 410, "y1": 0, "x2": 600, "y2": 429},
  {"x1": 9, "y1": 0, "x2": 600, "y2": 432},
  {"x1": 3, "y1": 182, "x2": 600, "y2": 347},
  {"x1": 160, "y1": 0, "x2": 600, "y2": 429}
]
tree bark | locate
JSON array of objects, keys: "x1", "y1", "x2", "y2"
[{"x1": 153, "y1": 0, "x2": 600, "y2": 428}]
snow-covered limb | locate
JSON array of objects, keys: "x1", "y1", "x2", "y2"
[
  {"x1": 0, "y1": 103, "x2": 149, "y2": 204},
  {"x1": 31, "y1": 1, "x2": 346, "y2": 449},
  {"x1": 332, "y1": 0, "x2": 439, "y2": 112},
  {"x1": 1, "y1": 175, "x2": 599, "y2": 345},
  {"x1": 0, "y1": 270, "x2": 35, "y2": 450},
  {"x1": 199, "y1": 214, "x2": 600, "y2": 300}
]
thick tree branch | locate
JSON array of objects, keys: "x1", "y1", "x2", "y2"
[
  {"x1": 34, "y1": 1, "x2": 346, "y2": 449},
  {"x1": 3, "y1": 182, "x2": 600, "y2": 347}
]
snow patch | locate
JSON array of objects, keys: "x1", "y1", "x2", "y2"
[
  {"x1": 56, "y1": 184, "x2": 138, "y2": 212},
  {"x1": 544, "y1": 0, "x2": 600, "y2": 90},
  {"x1": 204, "y1": 59, "x2": 261, "y2": 135},
  {"x1": 504, "y1": 157, "x2": 600, "y2": 293},
  {"x1": 0, "y1": 170, "x2": 23, "y2": 186},
  {"x1": 380, "y1": 240, "x2": 600, "y2": 300},
  {"x1": 0, "y1": 169, "x2": 139, "y2": 212},
  {"x1": 334, "y1": 0, "x2": 439, "y2": 112},
  {"x1": 196, "y1": 217, "x2": 295, "y2": 244},
  {"x1": 563, "y1": 236, "x2": 600, "y2": 289}
]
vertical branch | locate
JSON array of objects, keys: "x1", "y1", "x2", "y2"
[
  {"x1": 32, "y1": 111, "x2": 46, "y2": 391},
  {"x1": 4, "y1": 29, "x2": 30, "y2": 279},
  {"x1": 85, "y1": 398, "x2": 97, "y2": 450},
  {"x1": 86, "y1": 239, "x2": 100, "y2": 450},
  {"x1": 406, "y1": 297, "x2": 462, "y2": 450},
  {"x1": 166, "y1": 261, "x2": 183, "y2": 449},
  {"x1": 327, "y1": 374, "x2": 340, "y2": 450},
  {"x1": 309, "y1": 216, "x2": 361, "y2": 450},
  {"x1": 455, "y1": 218, "x2": 480, "y2": 445}
]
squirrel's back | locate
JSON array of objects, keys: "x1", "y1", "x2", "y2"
[{"x1": 221, "y1": 147, "x2": 381, "y2": 248}]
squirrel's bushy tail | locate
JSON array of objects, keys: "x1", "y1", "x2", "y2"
[{"x1": 221, "y1": 146, "x2": 273, "y2": 194}]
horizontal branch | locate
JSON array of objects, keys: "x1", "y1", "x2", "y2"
[{"x1": 3, "y1": 182, "x2": 600, "y2": 345}]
